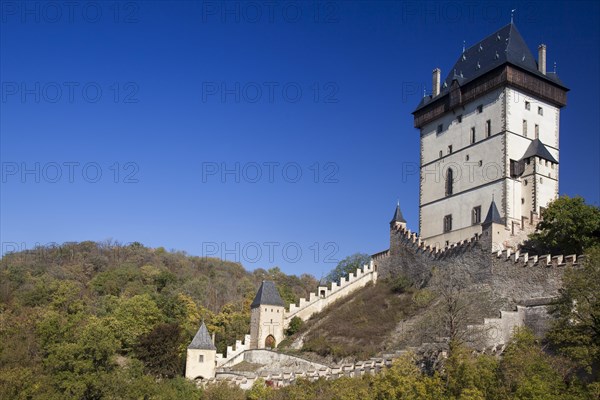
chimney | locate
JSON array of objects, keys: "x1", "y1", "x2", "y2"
[
  {"x1": 538, "y1": 44, "x2": 546, "y2": 75},
  {"x1": 432, "y1": 68, "x2": 441, "y2": 96}
]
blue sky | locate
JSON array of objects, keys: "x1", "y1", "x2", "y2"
[{"x1": 1, "y1": 1, "x2": 599, "y2": 278}]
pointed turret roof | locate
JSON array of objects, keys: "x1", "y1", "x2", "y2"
[
  {"x1": 415, "y1": 23, "x2": 567, "y2": 112},
  {"x1": 521, "y1": 138, "x2": 558, "y2": 164},
  {"x1": 390, "y1": 202, "x2": 406, "y2": 224},
  {"x1": 188, "y1": 321, "x2": 217, "y2": 350},
  {"x1": 251, "y1": 281, "x2": 285, "y2": 308},
  {"x1": 482, "y1": 199, "x2": 503, "y2": 225}
]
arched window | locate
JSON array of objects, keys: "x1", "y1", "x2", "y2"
[{"x1": 445, "y1": 168, "x2": 454, "y2": 196}]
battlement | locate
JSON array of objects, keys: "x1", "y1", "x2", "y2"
[
  {"x1": 216, "y1": 334, "x2": 252, "y2": 367},
  {"x1": 392, "y1": 225, "x2": 481, "y2": 259},
  {"x1": 494, "y1": 249, "x2": 584, "y2": 268},
  {"x1": 284, "y1": 260, "x2": 377, "y2": 327},
  {"x1": 209, "y1": 349, "x2": 406, "y2": 389}
]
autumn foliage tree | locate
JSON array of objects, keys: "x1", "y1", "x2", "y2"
[{"x1": 526, "y1": 195, "x2": 600, "y2": 255}]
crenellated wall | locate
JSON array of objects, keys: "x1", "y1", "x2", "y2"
[
  {"x1": 216, "y1": 334, "x2": 252, "y2": 367},
  {"x1": 283, "y1": 260, "x2": 378, "y2": 328},
  {"x1": 208, "y1": 349, "x2": 406, "y2": 389}
]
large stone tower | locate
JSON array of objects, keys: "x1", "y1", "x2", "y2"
[
  {"x1": 412, "y1": 23, "x2": 568, "y2": 249},
  {"x1": 185, "y1": 321, "x2": 217, "y2": 380},
  {"x1": 249, "y1": 281, "x2": 285, "y2": 349}
]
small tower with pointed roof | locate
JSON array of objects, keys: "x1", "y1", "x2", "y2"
[
  {"x1": 481, "y1": 198, "x2": 505, "y2": 251},
  {"x1": 185, "y1": 321, "x2": 217, "y2": 380},
  {"x1": 390, "y1": 201, "x2": 407, "y2": 230},
  {"x1": 249, "y1": 281, "x2": 286, "y2": 349}
]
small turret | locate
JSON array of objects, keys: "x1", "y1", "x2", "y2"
[
  {"x1": 482, "y1": 198, "x2": 503, "y2": 226},
  {"x1": 481, "y1": 198, "x2": 505, "y2": 251},
  {"x1": 185, "y1": 321, "x2": 217, "y2": 380},
  {"x1": 390, "y1": 201, "x2": 407, "y2": 229}
]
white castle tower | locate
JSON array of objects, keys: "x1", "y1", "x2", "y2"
[
  {"x1": 412, "y1": 23, "x2": 568, "y2": 248},
  {"x1": 185, "y1": 321, "x2": 217, "y2": 380},
  {"x1": 249, "y1": 281, "x2": 285, "y2": 349}
]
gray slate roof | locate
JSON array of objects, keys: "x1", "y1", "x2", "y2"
[
  {"x1": 415, "y1": 23, "x2": 566, "y2": 112},
  {"x1": 390, "y1": 202, "x2": 406, "y2": 224},
  {"x1": 521, "y1": 139, "x2": 558, "y2": 164},
  {"x1": 482, "y1": 199, "x2": 503, "y2": 225},
  {"x1": 251, "y1": 281, "x2": 286, "y2": 308},
  {"x1": 188, "y1": 321, "x2": 217, "y2": 350}
]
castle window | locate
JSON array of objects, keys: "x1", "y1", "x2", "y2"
[
  {"x1": 472, "y1": 206, "x2": 482, "y2": 225},
  {"x1": 525, "y1": 101, "x2": 530, "y2": 110},
  {"x1": 535, "y1": 124, "x2": 539, "y2": 139},
  {"x1": 199, "y1": 355, "x2": 204, "y2": 363},
  {"x1": 445, "y1": 168, "x2": 454, "y2": 196},
  {"x1": 439, "y1": 150, "x2": 443, "y2": 158},
  {"x1": 437, "y1": 124, "x2": 443, "y2": 134},
  {"x1": 522, "y1": 119, "x2": 527, "y2": 136},
  {"x1": 448, "y1": 145, "x2": 453, "y2": 154},
  {"x1": 524, "y1": 179, "x2": 528, "y2": 186},
  {"x1": 521, "y1": 198, "x2": 525, "y2": 204},
  {"x1": 477, "y1": 104, "x2": 483, "y2": 113},
  {"x1": 478, "y1": 160, "x2": 483, "y2": 167},
  {"x1": 457, "y1": 114, "x2": 462, "y2": 123},
  {"x1": 466, "y1": 154, "x2": 470, "y2": 161},
  {"x1": 538, "y1": 106, "x2": 543, "y2": 115},
  {"x1": 540, "y1": 177, "x2": 543, "y2": 183},
  {"x1": 443, "y1": 215, "x2": 453, "y2": 232},
  {"x1": 485, "y1": 120, "x2": 491, "y2": 137},
  {"x1": 470, "y1": 127, "x2": 476, "y2": 144}
]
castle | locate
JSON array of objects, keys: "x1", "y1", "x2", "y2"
[{"x1": 184, "y1": 23, "x2": 580, "y2": 387}]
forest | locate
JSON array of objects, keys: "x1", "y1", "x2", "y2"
[{"x1": 1, "y1": 196, "x2": 599, "y2": 399}]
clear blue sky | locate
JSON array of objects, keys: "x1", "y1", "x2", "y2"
[{"x1": 1, "y1": 1, "x2": 599, "y2": 278}]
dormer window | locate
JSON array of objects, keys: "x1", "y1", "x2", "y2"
[
  {"x1": 525, "y1": 101, "x2": 530, "y2": 110},
  {"x1": 437, "y1": 124, "x2": 443, "y2": 134},
  {"x1": 477, "y1": 104, "x2": 483, "y2": 113},
  {"x1": 538, "y1": 107, "x2": 543, "y2": 116}
]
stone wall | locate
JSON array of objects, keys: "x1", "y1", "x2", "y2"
[{"x1": 283, "y1": 261, "x2": 378, "y2": 328}]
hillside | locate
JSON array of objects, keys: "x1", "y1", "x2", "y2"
[
  {"x1": 0, "y1": 241, "x2": 317, "y2": 398},
  {"x1": 281, "y1": 279, "x2": 434, "y2": 361}
]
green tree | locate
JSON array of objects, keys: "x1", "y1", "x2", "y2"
[
  {"x1": 326, "y1": 253, "x2": 371, "y2": 283},
  {"x1": 548, "y1": 245, "x2": 600, "y2": 373},
  {"x1": 111, "y1": 294, "x2": 162, "y2": 350},
  {"x1": 372, "y1": 353, "x2": 444, "y2": 400},
  {"x1": 526, "y1": 195, "x2": 600, "y2": 255},
  {"x1": 444, "y1": 344, "x2": 500, "y2": 399},
  {"x1": 134, "y1": 323, "x2": 185, "y2": 378},
  {"x1": 499, "y1": 328, "x2": 567, "y2": 399},
  {"x1": 285, "y1": 316, "x2": 303, "y2": 336}
]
